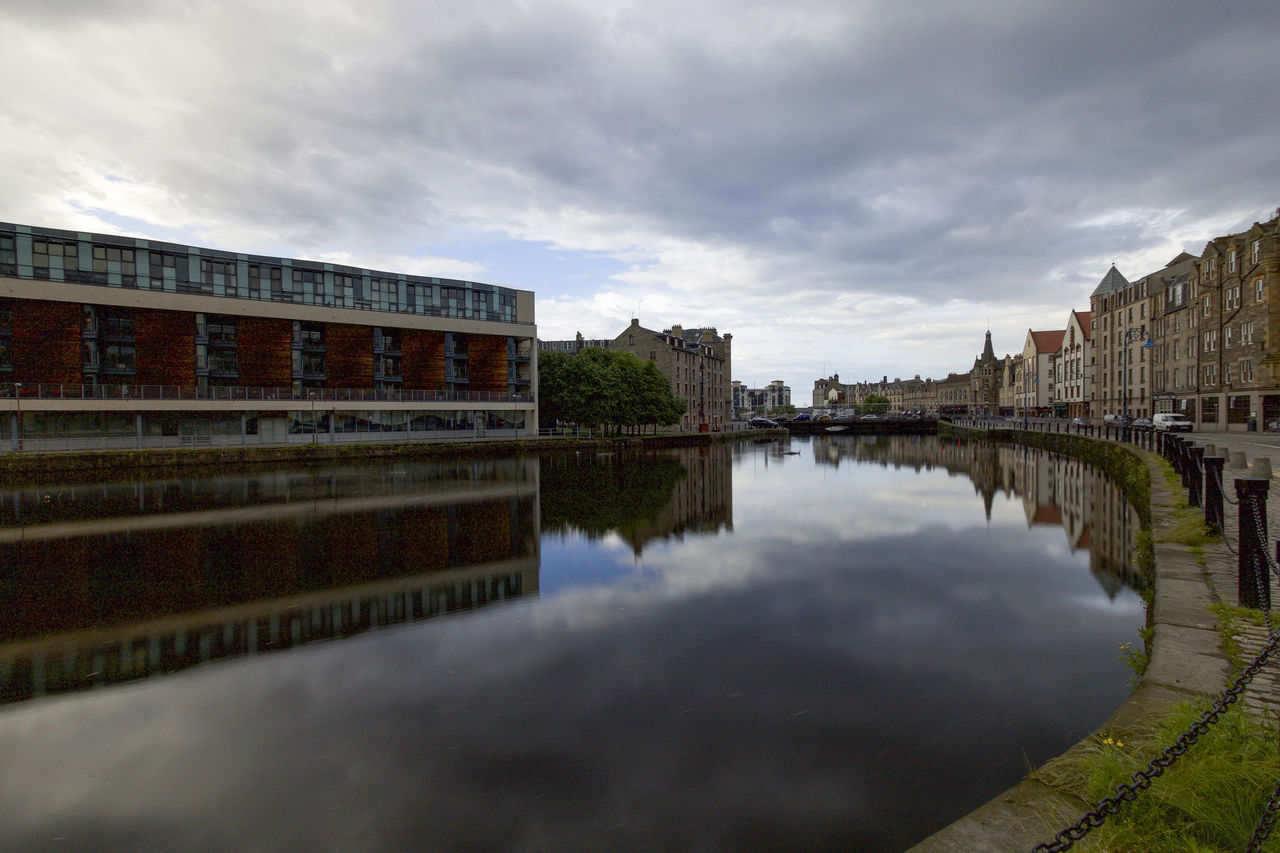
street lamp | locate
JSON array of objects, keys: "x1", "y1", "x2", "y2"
[
  {"x1": 308, "y1": 391, "x2": 317, "y2": 443},
  {"x1": 1120, "y1": 327, "x2": 1154, "y2": 441}
]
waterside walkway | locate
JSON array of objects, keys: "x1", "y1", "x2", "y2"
[{"x1": 911, "y1": 427, "x2": 1280, "y2": 852}]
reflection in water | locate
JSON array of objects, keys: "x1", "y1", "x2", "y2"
[
  {"x1": 540, "y1": 445, "x2": 732, "y2": 553},
  {"x1": 810, "y1": 433, "x2": 1145, "y2": 594},
  {"x1": 0, "y1": 459, "x2": 539, "y2": 704},
  {"x1": 0, "y1": 437, "x2": 1146, "y2": 852}
]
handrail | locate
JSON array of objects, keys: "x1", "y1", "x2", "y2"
[{"x1": 0, "y1": 382, "x2": 533, "y2": 405}]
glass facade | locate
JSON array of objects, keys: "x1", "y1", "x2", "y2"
[{"x1": 0, "y1": 223, "x2": 522, "y2": 324}]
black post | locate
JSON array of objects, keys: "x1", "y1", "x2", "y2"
[
  {"x1": 1178, "y1": 438, "x2": 1190, "y2": 486},
  {"x1": 1188, "y1": 445, "x2": 1204, "y2": 508},
  {"x1": 1203, "y1": 455, "x2": 1224, "y2": 536},
  {"x1": 1237, "y1": 476, "x2": 1271, "y2": 610}
]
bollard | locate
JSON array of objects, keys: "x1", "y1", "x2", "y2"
[
  {"x1": 1188, "y1": 446, "x2": 1204, "y2": 507},
  {"x1": 1231, "y1": 451, "x2": 1249, "y2": 470},
  {"x1": 1253, "y1": 457, "x2": 1273, "y2": 479},
  {"x1": 1237, "y1": 476, "x2": 1271, "y2": 610},
  {"x1": 1204, "y1": 455, "x2": 1225, "y2": 536}
]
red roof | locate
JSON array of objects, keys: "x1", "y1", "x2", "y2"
[{"x1": 1029, "y1": 329, "x2": 1066, "y2": 352}]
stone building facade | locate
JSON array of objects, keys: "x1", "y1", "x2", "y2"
[
  {"x1": 1056, "y1": 310, "x2": 1093, "y2": 418},
  {"x1": 610, "y1": 320, "x2": 732, "y2": 431}
]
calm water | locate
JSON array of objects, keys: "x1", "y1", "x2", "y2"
[{"x1": 0, "y1": 435, "x2": 1144, "y2": 852}]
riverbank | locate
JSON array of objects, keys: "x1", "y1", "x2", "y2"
[
  {"x1": 0, "y1": 428, "x2": 783, "y2": 484},
  {"x1": 910, "y1": 424, "x2": 1241, "y2": 851}
]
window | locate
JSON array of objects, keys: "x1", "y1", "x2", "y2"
[
  {"x1": 1254, "y1": 240, "x2": 1262, "y2": 264},
  {"x1": 1225, "y1": 363, "x2": 1232, "y2": 384},
  {"x1": 1229, "y1": 249, "x2": 1237, "y2": 273},
  {"x1": 1203, "y1": 295, "x2": 1211, "y2": 317},
  {"x1": 333, "y1": 274, "x2": 357, "y2": 308},
  {"x1": 1242, "y1": 360, "x2": 1255, "y2": 382},
  {"x1": 1226, "y1": 325, "x2": 1232, "y2": 348},
  {"x1": 33, "y1": 238, "x2": 79, "y2": 278},
  {"x1": 292, "y1": 268, "x2": 325, "y2": 304},
  {"x1": 1242, "y1": 321, "x2": 1255, "y2": 345},
  {"x1": 1204, "y1": 364, "x2": 1217, "y2": 385},
  {"x1": 1258, "y1": 278, "x2": 1266, "y2": 302},
  {"x1": 1205, "y1": 258, "x2": 1216, "y2": 279},
  {"x1": 1204, "y1": 330, "x2": 1217, "y2": 352}
]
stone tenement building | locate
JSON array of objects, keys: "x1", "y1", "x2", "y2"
[
  {"x1": 807, "y1": 209, "x2": 1279, "y2": 428},
  {"x1": 0, "y1": 222, "x2": 537, "y2": 448},
  {"x1": 610, "y1": 320, "x2": 732, "y2": 431}
]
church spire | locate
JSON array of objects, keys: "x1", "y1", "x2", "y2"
[{"x1": 982, "y1": 329, "x2": 995, "y2": 361}]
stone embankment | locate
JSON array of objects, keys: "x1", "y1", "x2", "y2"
[{"x1": 911, "y1": 426, "x2": 1273, "y2": 851}]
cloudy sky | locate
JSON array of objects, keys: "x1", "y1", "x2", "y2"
[{"x1": 1, "y1": 0, "x2": 1277, "y2": 391}]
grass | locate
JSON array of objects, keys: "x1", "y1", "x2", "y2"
[
  {"x1": 1067, "y1": 702, "x2": 1280, "y2": 852},
  {"x1": 1163, "y1": 508, "x2": 1220, "y2": 547}
]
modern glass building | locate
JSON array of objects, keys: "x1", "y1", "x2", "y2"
[{"x1": 0, "y1": 223, "x2": 537, "y2": 451}]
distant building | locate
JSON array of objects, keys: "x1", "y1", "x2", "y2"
[
  {"x1": 609, "y1": 320, "x2": 732, "y2": 431},
  {"x1": 732, "y1": 380, "x2": 790, "y2": 413},
  {"x1": 537, "y1": 332, "x2": 611, "y2": 354},
  {"x1": 1056, "y1": 310, "x2": 1093, "y2": 418},
  {"x1": 970, "y1": 330, "x2": 1005, "y2": 416},
  {"x1": 1018, "y1": 328, "x2": 1065, "y2": 415}
]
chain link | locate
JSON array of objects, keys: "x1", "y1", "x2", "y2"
[{"x1": 1033, "y1": 631, "x2": 1280, "y2": 852}]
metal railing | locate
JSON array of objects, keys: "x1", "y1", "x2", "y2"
[{"x1": 1, "y1": 381, "x2": 532, "y2": 405}]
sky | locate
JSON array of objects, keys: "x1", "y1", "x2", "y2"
[{"x1": 1, "y1": 0, "x2": 1277, "y2": 394}]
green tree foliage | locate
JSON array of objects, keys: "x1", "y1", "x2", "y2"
[
  {"x1": 859, "y1": 394, "x2": 891, "y2": 415},
  {"x1": 538, "y1": 348, "x2": 686, "y2": 434},
  {"x1": 768, "y1": 404, "x2": 796, "y2": 416}
]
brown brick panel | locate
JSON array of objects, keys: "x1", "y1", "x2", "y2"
[
  {"x1": 237, "y1": 317, "x2": 293, "y2": 390},
  {"x1": 10, "y1": 299, "x2": 82, "y2": 385},
  {"x1": 469, "y1": 335, "x2": 508, "y2": 393},
  {"x1": 324, "y1": 324, "x2": 373, "y2": 389},
  {"x1": 402, "y1": 330, "x2": 445, "y2": 390},
  {"x1": 134, "y1": 309, "x2": 196, "y2": 387}
]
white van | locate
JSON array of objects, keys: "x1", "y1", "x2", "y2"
[{"x1": 1153, "y1": 413, "x2": 1193, "y2": 432}]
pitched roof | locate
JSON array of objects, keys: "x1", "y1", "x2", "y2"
[
  {"x1": 1029, "y1": 329, "x2": 1066, "y2": 353},
  {"x1": 1090, "y1": 265, "x2": 1129, "y2": 297},
  {"x1": 1072, "y1": 310, "x2": 1092, "y2": 338}
]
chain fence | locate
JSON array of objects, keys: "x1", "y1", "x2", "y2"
[{"x1": 1032, "y1": 434, "x2": 1280, "y2": 852}]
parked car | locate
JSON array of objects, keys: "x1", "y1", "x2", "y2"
[
  {"x1": 1103, "y1": 413, "x2": 1132, "y2": 426},
  {"x1": 1132, "y1": 418, "x2": 1153, "y2": 430},
  {"x1": 748, "y1": 416, "x2": 779, "y2": 429},
  {"x1": 791, "y1": 413, "x2": 812, "y2": 422},
  {"x1": 1152, "y1": 413, "x2": 1193, "y2": 432},
  {"x1": 1071, "y1": 417, "x2": 1089, "y2": 427}
]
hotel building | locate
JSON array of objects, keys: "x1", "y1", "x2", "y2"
[{"x1": 0, "y1": 223, "x2": 537, "y2": 450}]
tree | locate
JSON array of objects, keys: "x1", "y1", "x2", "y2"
[
  {"x1": 538, "y1": 348, "x2": 685, "y2": 434},
  {"x1": 860, "y1": 394, "x2": 891, "y2": 415}
]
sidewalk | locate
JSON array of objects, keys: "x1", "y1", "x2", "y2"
[{"x1": 910, "y1": 428, "x2": 1266, "y2": 852}]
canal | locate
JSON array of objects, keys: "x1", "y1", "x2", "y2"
[{"x1": 0, "y1": 434, "x2": 1144, "y2": 851}]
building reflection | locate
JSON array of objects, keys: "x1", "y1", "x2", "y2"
[
  {"x1": 811, "y1": 434, "x2": 1144, "y2": 594},
  {"x1": 540, "y1": 445, "x2": 732, "y2": 554},
  {"x1": 0, "y1": 459, "x2": 540, "y2": 705}
]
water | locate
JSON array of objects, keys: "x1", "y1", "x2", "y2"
[{"x1": 0, "y1": 435, "x2": 1144, "y2": 851}]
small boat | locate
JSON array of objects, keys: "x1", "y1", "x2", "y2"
[{"x1": 824, "y1": 425, "x2": 849, "y2": 432}]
